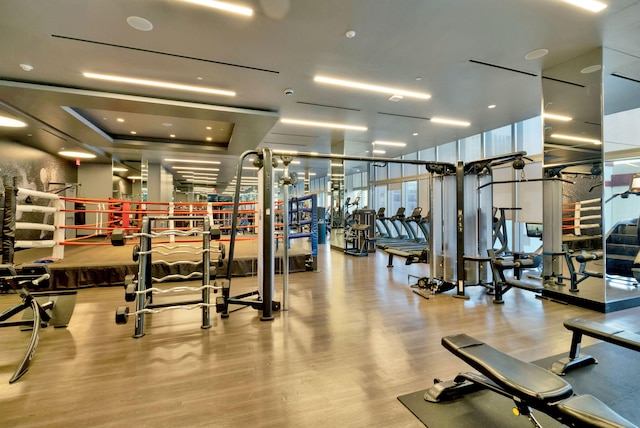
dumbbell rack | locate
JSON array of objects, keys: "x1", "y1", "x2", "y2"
[{"x1": 115, "y1": 215, "x2": 224, "y2": 338}]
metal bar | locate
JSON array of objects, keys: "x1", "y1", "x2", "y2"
[
  {"x1": 282, "y1": 165, "x2": 290, "y2": 311},
  {"x1": 202, "y1": 217, "x2": 211, "y2": 329},
  {"x1": 261, "y1": 148, "x2": 275, "y2": 320},
  {"x1": 134, "y1": 217, "x2": 151, "y2": 338}
]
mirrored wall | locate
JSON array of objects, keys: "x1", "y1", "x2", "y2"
[{"x1": 542, "y1": 46, "x2": 640, "y2": 311}]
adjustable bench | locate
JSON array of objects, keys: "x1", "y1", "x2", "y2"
[
  {"x1": 550, "y1": 318, "x2": 640, "y2": 375},
  {"x1": 425, "y1": 334, "x2": 636, "y2": 427}
]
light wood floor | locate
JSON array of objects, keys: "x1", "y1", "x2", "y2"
[{"x1": 2, "y1": 245, "x2": 640, "y2": 427}]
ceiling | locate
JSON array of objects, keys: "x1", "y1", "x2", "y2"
[{"x1": 1, "y1": 0, "x2": 639, "y2": 193}]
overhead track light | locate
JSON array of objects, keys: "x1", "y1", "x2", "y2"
[
  {"x1": 314, "y1": 75, "x2": 431, "y2": 100},
  {"x1": 58, "y1": 151, "x2": 96, "y2": 159},
  {"x1": 281, "y1": 118, "x2": 367, "y2": 131},
  {"x1": 372, "y1": 141, "x2": 406, "y2": 147},
  {"x1": 164, "y1": 158, "x2": 221, "y2": 164},
  {"x1": 430, "y1": 117, "x2": 471, "y2": 127},
  {"x1": 0, "y1": 115, "x2": 27, "y2": 127},
  {"x1": 563, "y1": 0, "x2": 607, "y2": 13},
  {"x1": 183, "y1": 0, "x2": 253, "y2": 16},
  {"x1": 83, "y1": 72, "x2": 236, "y2": 96},
  {"x1": 543, "y1": 113, "x2": 573, "y2": 121},
  {"x1": 550, "y1": 133, "x2": 602, "y2": 145}
]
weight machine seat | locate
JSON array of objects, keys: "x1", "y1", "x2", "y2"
[
  {"x1": 441, "y1": 334, "x2": 637, "y2": 428},
  {"x1": 443, "y1": 334, "x2": 573, "y2": 403}
]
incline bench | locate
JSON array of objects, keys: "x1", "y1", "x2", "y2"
[
  {"x1": 550, "y1": 318, "x2": 640, "y2": 375},
  {"x1": 425, "y1": 334, "x2": 637, "y2": 427}
]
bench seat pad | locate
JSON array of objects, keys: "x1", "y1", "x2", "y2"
[{"x1": 442, "y1": 334, "x2": 573, "y2": 403}]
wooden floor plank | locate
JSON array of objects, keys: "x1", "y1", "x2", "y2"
[{"x1": 2, "y1": 245, "x2": 639, "y2": 427}]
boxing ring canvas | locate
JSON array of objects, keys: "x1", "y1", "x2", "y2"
[{"x1": 13, "y1": 238, "x2": 311, "y2": 290}]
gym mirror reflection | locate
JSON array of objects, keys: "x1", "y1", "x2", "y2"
[
  {"x1": 603, "y1": 47, "x2": 640, "y2": 309},
  {"x1": 543, "y1": 46, "x2": 640, "y2": 311},
  {"x1": 542, "y1": 47, "x2": 605, "y2": 309}
]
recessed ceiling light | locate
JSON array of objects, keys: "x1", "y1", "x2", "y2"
[
  {"x1": 206, "y1": 126, "x2": 212, "y2": 130},
  {"x1": 58, "y1": 151, "x2": 96, "y2": 159},
  {"x1": 128, "y1": 175, "x2": 143, "y2": 180},
  {"x1": 196, "y1": 76, "x2": 203, "y2": 80},
  {"x1": 170, "y1": 134, "x2": 176, "y2": 138},
  {"x1": 0, "y1": 115, "x2": 27, "y2": 127},
  {"x1": 314, "y1": 75, "x2": 431, "y2": 99},
  {"x1": 372, "y1": 141, "x2": 406, "y2": 147},
  {"x1": 206, "y1": 137, "x2": 213, "y2": 141},
  {"x1": 131, "y1": 131, "x2": 137, "y2": 134},
  {"x1": 580, "y1": 64, "x2": 602, "y2": 74},
  {"x1": 162, "y1": 122, "x2": 173, "y2": 127},
  {"x1": 563, "y1": 0, "x2": 607, "y2": 13},
  {"x1": 415, "y1": 77, "x2": 422, "y2": 81},
  {"x1": 488, "y1": 104, "x2": 496, "y2": 109},
  {"x1": 413, "y1": 132, "x2": 419, "y2": 136},
  {"x1": 117, "y1": 118, "x2": 124, "y2": 122},
  {"x1": 525, "y1": 49, "x2": 549, "y2": 60},
  {"x1": 165, "y1": 159, "x2": 221, "y2": 164},
  {"x1": 431, "y1": 117, "x2": 471, "y2": 127},
  {"x1": 389, "y1": 95, "x2": 403, "y2": 102},
  {"x1": 19, "y1": 63, "x2": 34, "y2": 72},
  {"x1": 345, "y1": 30, "x2": 356, "y2": 38},
  {"x1": 127, "y1": 16, "x2": 154, "y2": 31},
  {"x1": 112, "y1": 167, "x2": 128, "y2": 172},
  {"x1": 281, "y1": 118, "x2": 367, "y2": 131},
  {"x1": 543, "y1": 113, "x2": 572, "y2": 121},
  {"x1": 372, "y1": 149, "x2": 386, "y2": 154},
  {"x1": 83, "y1": 72, "x2": 236, "y2": 96},
  {"x1": 172, "y1": 166, "x2": 220, "y2": 171},
  {"x1": 183, "y1": 0, "x2": 253, "y2": 16},
  {"x1": 550, "y1": 133, "x2": 601, "y2": 144}
]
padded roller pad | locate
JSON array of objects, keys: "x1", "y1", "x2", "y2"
[
  {"x1": 558, "y1": 394, "x2": 637, "y2": 428},
  {"x1": 442, "y1": 334, "x2": 574, "y2": 403}
]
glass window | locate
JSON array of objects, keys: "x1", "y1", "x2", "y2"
[
  {"x1": 437, "y1": 141, "x2": 457, "y2": 163},
  {"x1": 403, "y1": 180, "x2": 418, "y2": 210},
  {"x1": 515, "y1": 116, "x2": 542, "y2": 156},
  {"x1": 419, "y1": 147, "x2": 436, "y2": 161},
  {"x1": 374, "y1": 185, "x2": 387, "y2": 212},
  {"x1": 484, "y1": 124, "x2": 513, "y2": 157},
  {"x1": 389, "y1": 157, "x2": 402, "y2": 179},
  {"x1": 374, "y1": 163, "x2": 387, "y2": 181},
  {"x1": 353, "y1": 172, "x2": 362, "y2": 188},
  {"x1": 459, "y1": 134, "x2": 482, "y2": 162},
  {"x1": 403, "y1": 152, "x2": 418, "y2": 177},
  {"x1": 388, "y1": 186, "x2": 402, "y2": 217}
]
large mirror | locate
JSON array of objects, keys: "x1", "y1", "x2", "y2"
[
  {"x1": 603, "y1": 47, "x2": 640, "y2": 309},
  {"x1": 542, "y1": 47, "x2": 605, "y2": 309},
  {"x1": 543, "y1": 46, "x2": 640, "y2": 311}
]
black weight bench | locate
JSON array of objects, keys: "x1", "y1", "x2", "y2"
[
  {"x1": 425, "y1": 334, "x2": 636, "y2": 428},
  {"x1": 384, "y1": 247, "x2": 429, "y2": 267},
  {"x1": 550, "y1": 318, "x2": 640, "y2": 375}
]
